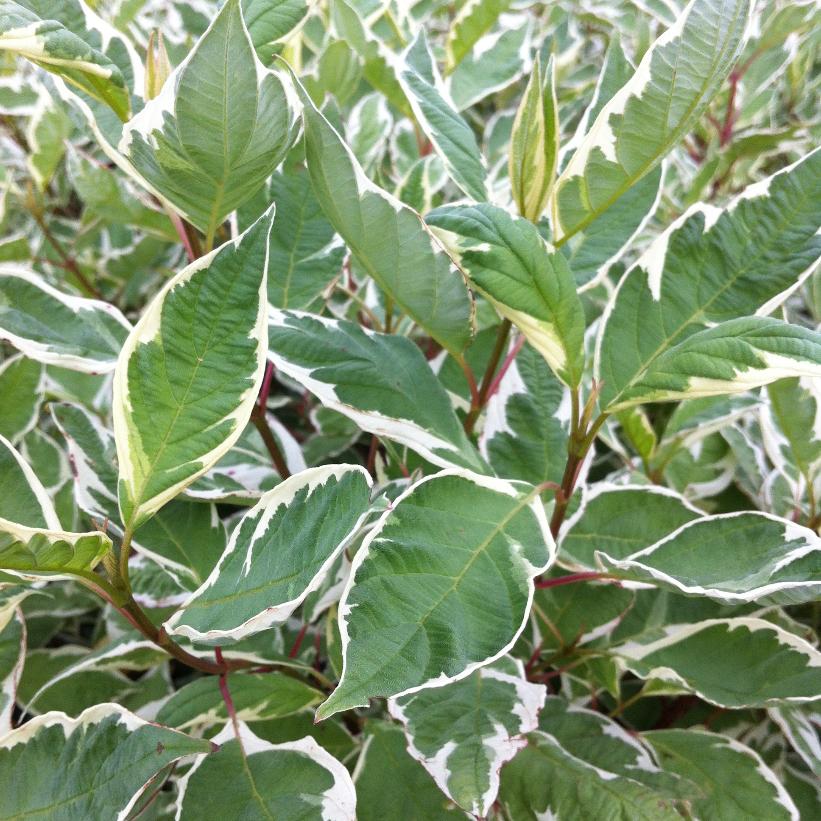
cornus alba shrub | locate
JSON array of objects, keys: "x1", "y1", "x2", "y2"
[{"x1": 0, "y1": 0, "x2": 819, "y2": 817}]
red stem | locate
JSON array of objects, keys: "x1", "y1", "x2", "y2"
[
  {"x1": 288, "y1": 622, "x2": 309, "y2": 659},
  {"x1": 535, "y1": 572, "x2": 614, "y2": 589}
]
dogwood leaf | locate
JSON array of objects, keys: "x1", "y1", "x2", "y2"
[
  {"x1": 296, "y1": 77, "x2": 474, "y2": 355},
  {"x1": 598, "y1": 512, "x2": 821, "y2": 606},
  {"x1": 267, "y1": 309, "x2": 485, "y2": 472},
  {"x1": 113, "y1": 207, "x2": 273, "y2": 530},
  {"x1": 427, "y1": 203, "x2": 584, "y2": 386},
  {"x1": 165, "y1": 465, "x2": 372, "y2": 643},
  {"x1": 177, "y1": 722, "x2": 356, "y2": 820},
  {"x1": 613, "y1": 618, "x2": 821, "y2": 708},
  {"x1": 0, "y1": 354, "x2": 42, "y2": 443},
  {"x1": 0, "y1": 267, "x2": 131, "y2": 374},
  {"x1": 316, "y1": 470, "x2": 554, "y2": 720},
  {"x1": 597, "y1": 148, "x2": 821, "y2": 410},
  {"x1": 552, "y1": 0, "x2": 752, "y2": 245},
  {"x1": 118, "y1": 0, "x2": 297, "y2": 237},
  {"x1": 0, "y1": 704, "x2": 210, "y2": 820},
  {"x1": 388, "y1": 657, "x2": 545, "y2": 816}
]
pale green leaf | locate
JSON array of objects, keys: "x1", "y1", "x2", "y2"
[
  {"x1": 388, "y1": 657, "x2": 545, "y2": 816},
  {"x1": 113, "y1": 207, "x2": 273, "y2": 530},
  {"x1": 0, "y1": 354, "x2": 42, "y2": 443},
  {"x1": 25, "y1": 89, "x2": 72, "y2": 190},
  {"x1": 552, "y1": 0, "x2": 752, "y2": 244},
  {"x1": 165, "y1": 465, "x2": 373, "y2": 643},
  {"x1": 598, "y1": 511, "x2": 821, "y2": 606},
  {"x1": 0, "y1": 0, "x2": 130, "y2": 120},
  {"x1": 509, "y1": 54, "x2": 558, "y2": 223},
  {"x1": 177, "y1": 721, "x2": 356, "y2": 820},
  {"x1": 559, "y1": 484, "x2": 700, "y2": 569},
  {"x1": 769, "y1": 706, "x2": 821, "y2": 779},
  {"x1": 316, "y1": 470, "x2": 554, "y2": 720},
  {"x1": 242, "y1": 0, "x2": 310, "y2": 61},
  {"x1": 646, "y1": 729, "x2": 799, "y2": 820},
  {"x1": 0, "y1": 434, "x2": 60, "y2": 529},
  {"x1": 0, "y1": 266, "x2": 131, "y2": 374},
  {"x1": 613, "y1": 617, "x2": 821, "y2": 708},
  {"x1": 296, "y1": 78, "x2": 474, "y2": 355},
  {"x1": 267, "y1": 309, "x2": 486, "y2": 472},
  {"x1": 0, "y1": 704, "x2": 211, "y2": 820},
  {"x1": 394, "y1": 32, "x2": 488, "y2": 201},
  {"x1": 119, "y1": 0, "x2": 297, "y2": 237},
  {"x1": 156, "y1": 673, "x2": 322, "y2": 733},
  {"x1": 427, "y1": 203, "x2": 585, "y2": 386},
  {"x1": 446, "y1": 0, "x2": 511, "y2": 72},
  {"x1": 597, "y1": 148, "x2": 821, "y2": 410}
]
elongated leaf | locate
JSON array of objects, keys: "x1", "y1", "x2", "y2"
[
  {"x1": 597, "y1": 148, "x2": 821, "y2": 410},
  {"x1": 388, "y1": 657, "x2": 545, "y2": 816},
  {"x1": 608, "y1": 317, "x2": 821, "y2": 410},
  {"x1": 296, "y1": 78, "x2": 474, "y2": 355},
  {"x1": 0, "y1": 434, "x2": 60, "y2": 529},
  {"x1": 353, "y1": 723, "x2": 463, "y2": 820},
  {"x1": 499, "y1": 730, "x2": 681, "y2": 820},
  {"x1": 445, "y1": 0, "x2": 511, "y2": 71},
  {"x1": 552, "y1": 0, "x2": 752, "y2": 244},
  {"x1": 119, "y1": 0, "x2": 297, "y2": 236},
  {"x1": 428, "y1": 203, "x2": 585, "y2": 386},
  {"x1": 0, "y1": 590, "x2": 26, "y2": 731},
  {"x1": 0, "y1": 704, "x2": 210, "y2": 819},
  {"x1": 598, "y1": 512, "x2": 821, "y2": 606},
  {"x1": 560, "y1": 484, "x2": 700, "y2": 568},
  {"x1": 113, "y1": 208, "x2": 273, "y2": 530},
  {"x1": 479, "y1": 343, "x2": 571, "y2": 486},
  {"x1": 0, "y1": 0, "x2": 130, "y2": 119},
  {"x1": 509, "y1": 54, "x2": 558, "y2": 223},
  {"x1": 393, "y1": 32, "x2": 487, "y2": 201},
  {"x1": 157, "y1": 673, "x2": 321, "y2": 732},
  {"x1": 0, "y1": 354, "x2": 42, "y2": 443},
  {"x1": 267, "y1": 309, "x2": 486, "y2": 472},
  {"x1": 769, "y1": 706, "x2": 821, "y2": 779},
  {"x1": 316, "y1": 469, "x2": 554, "y2": 720},
  {"x1": 0, "y1": 266, "x2": 131, "y2": 373},
  {"x1": 242, "y1": 0, "x2": 310, "y2": 60},
  {"x1": 177, "y1": 722, "x2": 356, "y2": 820},
  {"x1": 646, "y1": 729, "x2": 799, "y2": 820},
  {"x1": 165, "y1": 465, "x2": 372, "y2": 642},
  {"x1": 613, "y1": 617, "x2": 821, "y2": 708}
]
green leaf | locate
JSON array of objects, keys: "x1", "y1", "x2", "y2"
[
  {"x1": 427, "y1": 203, "x2": 585, "y2": 387},
  {"x1": 499, "y1": 730, "x2": 681, "y2": 820},
  {"x1": 0, "y1": 0, "x2": 130, "y2": 120},
  {"x1": 295, "y1": 78, "x2": 474, "y2": 355},
  {"x1": 113, "y1": 207, "x2": 273, "y2": 530},
  {"x1": 119, "y1": 0, "x2": 297, "y2": 238},
  {"x1": 769, "y1": 706, "x2": 821, "y2": 779},
  {"x1": 0, "y1": 267, "x2": 131, "y2": 374},
  {"x1": 646, "y1": 729, "x2": 799, "y2": 820},
  {"x1": 597, "y1": 148, "x2": 821, "y2": 410},
  {"x1": 0, "y1": 590, "x2": 27, "y2": 731},
  {"x1": 177, "y1": 721, "x2": 356, "y2": 820},
  {"x1": 0, "y1": 354, "x2": 42, "y2": 443},
  {"x1": 613, "y1": 617, "x2": 821, "y2": 708},
  {"x1": 242, "y1": 0, "x2": 309, "y2": 61},
  {"x1": 353, "y1": 723, "x2": 463, "y2": 820},
  {"x1": 165, "y1": 465, "x2": 372, "y2": 642},
  {"x1": 267, "y1": 309, "x2": 486, "y2": 472},
  {"x1": 316, "y1": 470, "x2": 554, "y2": 720},
  {"x1": 446, "y1": 0, "x2": 511, "y2": 72},
  {"x1": 479, "y1": 342, "x2": 571, "y2": 486},
  {"x1": 606, "y1": 317, "x2": 821, "y2": 410},
  {"x1": 156, "y1": 673, "x2": 322, "y2": 733},
  {"x1": 26, "y1": 89, "x2": 72, "y2": 190},
  {"x1": 559, "y1": 484, "x2": 700, "y2": 569},
  {"x1": 0, "y1": 704, "x2": 211, "y2": 819},
  {"x1": 394, "y1": 32, "x2": 488, "y2": 201},
  {"x1": 0, "y1": 434, "x2": 60, "y2": 529},
  {"x1": 598, "y1": 512, "x2": 821, "y2": 606},
  {"x1": 509, "y1": 54, "x2": 558, "y2": 223},
  {"x1": 388, "y1": 657, "x2": 545, "y2": 816},
  {"x1": 552, "y1": 0, "x2": 752, "y2": 245},
  {"x1": 240, "y1": 168, "x2": 344, "y2": 312}
]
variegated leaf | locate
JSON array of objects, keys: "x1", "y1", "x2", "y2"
[
  {"x1": 316, "y1": 470, "x2": 554, "y2": 720},
  {"x1": 113, "y1": 207, "x2": 273, "y2": 530}
]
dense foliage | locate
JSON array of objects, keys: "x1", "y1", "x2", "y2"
[{"x1": 0, "y1": 0, "x2": 819, "y2": 817}]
